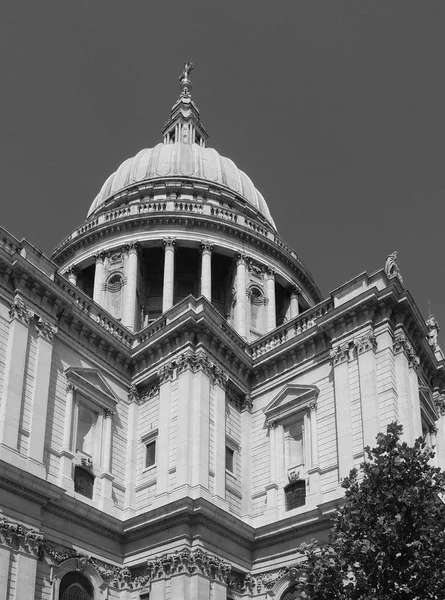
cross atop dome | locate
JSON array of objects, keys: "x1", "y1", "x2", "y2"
[{"x1": 162, "y1": 62, "x2": 209, "y2": 146}]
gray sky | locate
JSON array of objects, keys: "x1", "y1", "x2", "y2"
[{"x1": 0, "y1": 1, "x2": 444, "y2": 341}]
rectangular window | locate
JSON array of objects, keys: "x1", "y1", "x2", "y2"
[
  {"x1": 225, "y1": 446, "x2": 234, "y2": 473},
  {"x1": 285, "y1": 480, "x2": 306, "y2": 511},
  {"x1": 145, "y1": 440, "x2": 156, "y2": 468}
]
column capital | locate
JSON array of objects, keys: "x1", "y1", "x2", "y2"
[
  {"x1": 35, "y1": 317, "x2": 58, "y2": 342},
  {"x1": 200, "y1": 241, "x2": 214, "y2": 254},
  {"x1": 393, "y1": 331, "x2": 420, "y2": 368},
  {"x1": 354, "y1": 332, "x2": 377, "y2": 355},
  {"x1": 241, "y1": 394, "x2": 253, "y2": 412},
  {"x1": 66, "y1": 382, "x2": 76, "y2": 393},
  {"x1": 264, "y1": 266, "x2": 276, "y2": 279},
  {"x1": 9, "y1": 297, "x2": 33, "y2": 325},
  {"x1": 162, "y1": 237, "x2": 176, "y2": 251},
  {"x1": 65, "y1": 265, "x2": 79, "y2": 277},
  {"x1": 290, "y1": 285, "x2": 302, "y2": 298},
  {"x1": 330, "y1": 343, "x2": 351, "y2": 366},
  {"x1": 124, "y1": 241, "x2": 141, "y2": 256},
  {"x1": 128, "y1": 384, "x2": 141, "y2": 403},
  {"x1": 93, "y1": 250, "x2": 108, "y2": 263},
  {"x1": 236, "y1": 252, "x2": 247, "y2": 266},
  {"x1": 104, "y1": 409, "x2": 114, "y2": 418}
]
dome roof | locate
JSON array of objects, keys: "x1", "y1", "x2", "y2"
[{"x1": 87, "y1": 142, "x2": 276, "y2": 228}]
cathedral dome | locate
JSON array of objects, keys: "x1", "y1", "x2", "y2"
[{"x1": 87, "y1": 142, "x2": 275, "y2": 227}]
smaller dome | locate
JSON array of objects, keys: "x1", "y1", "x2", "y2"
[{"x1": 88, "y1": 143, "x2": 276, "y2": 228}]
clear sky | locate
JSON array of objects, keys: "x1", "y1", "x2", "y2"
[{"x1": 0, "y1": 1, "x2": 444, "y2": 341}]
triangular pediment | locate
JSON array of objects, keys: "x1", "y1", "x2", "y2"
[
  {"x1": 264, "y1": 384, "x2": 319, "y2": 423},
  {"x1": 65, "y1": 367, "x2": 117, "y2": 410}
]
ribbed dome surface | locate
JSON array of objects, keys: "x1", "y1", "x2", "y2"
[{"x1": 88, "y1": 143, "x2": 275, "y2": 227}]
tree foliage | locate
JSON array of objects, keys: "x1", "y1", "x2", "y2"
[{"x1": 296, "y1": 423, "x2": 445, "y2": 599}]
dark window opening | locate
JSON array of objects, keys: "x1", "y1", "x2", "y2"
[
  {"x1": 74, "y1": 466, "x2": 94, "y2": 499},
  {"x1": 226, "y1": 446, "x2": 234, "y2": 473},
  {"x1": 77, "y1": 263, "x2": 95, "y2": 299},
  {"x1": 60, "y1": 572, "x2": 93, "y2": 600},
  {"x1": 285, "y1": 480, "x2": 306, "y2": 511},
  {"x1": 145, "y1": 440, "x2": 156, "y2": 468}
]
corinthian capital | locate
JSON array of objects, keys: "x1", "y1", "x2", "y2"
[
  {"x1": 35, "y1": 318, "x2": 58, "y2": 342},
  {"x1": 354, "y1": 332, "x2": 377, "y2": 355},
  {"x1": 200, "y1": 241, "x2": 214, "y2": 254},
  {"x1": 162, "y1": 238, "x2": 176, "y2": 251},
  {"x1": 9, "y1": 297, "x2": 33, "y2": 325}
]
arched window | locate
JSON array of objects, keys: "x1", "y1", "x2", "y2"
[
  {"x1": 249, "y1": 286, "x2": 266, "y2": 336},
  {"x1": 60, "y1": 572, "x2": 93, "y2": 599},
  {"x1": 74, "y1": 466, "x2": 94, "y2": 499},
  {"x1": 281, "y1": 584, "x2": 300, "y2": 600},
  {"x1": 105, "y1": 273, "x2": 124, "y2": 320},
  {"x1": 284, "y1": 480, "x2": 306, "y2": 511}
]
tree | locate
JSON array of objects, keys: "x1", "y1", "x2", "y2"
[{"x1": 296, "y1": 423, "x2": 445, "y2": 599}]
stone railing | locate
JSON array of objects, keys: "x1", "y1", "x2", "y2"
[
  {"x1": 250, "y1": 298, "x2": 334, "y2": 359},
  {"x1": 55, "y1": 275, "x2": 133, "y2": 347}
]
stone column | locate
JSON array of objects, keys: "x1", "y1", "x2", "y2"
[
  {"x1": 162, "y1": 238, "x2": 176, "y2": 312},
  {"x1": 241, "y1": 396, "x2": 253, "y2": 516},
  {"x1": 27, "y1": 318, "x2": 57, "y2": 473},
  {"x1": 307, "y1": 400, "x2": 321, "y2": 494},
  {"x1": 200, "y1": 242, "x2": 213, "y2": 301},
  {"x1": 355, "y1": 332, "x2": 380, "y2": 448},
  {"x1": 122, "y1": 242, "x2": 139, "y2": 331},
  {"x1": 157, "y1": 368, "x2": 173, "y2": 497},
  {"x1": 124, "y1": 386, "x2": 140, "y2": 516},
  {"x1": 331, "y1": 344, "x2": 355, "y2": 481},
  {"x1": 66, "y1": 266, "x2": 78, "y2": 286},
  {"x1": 0, "y1": 298, "x2": 31, "y2": 449},
  {"x1": 265, "y1": 421, "x2": 279, "y2": 517},
  {"x1": 213, "y1": 373, "x2": 228, "y2": 501},
  {"x1": 234, "y1": 254, "x2": 247, "y2": 338},
  {"x1": 93, "y1": 252, "x2": 106, "y2": 305},
  {"x1": 290, "y1": 286, "x2": 300, "y2": 319},
  {"x1": 59, "y1": 383, "x2": 75, "y2": 489},
  {"x1": 266, "y1": 269, "x2": 276, "y2": 332}
]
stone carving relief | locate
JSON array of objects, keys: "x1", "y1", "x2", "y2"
[
  {"x1": 330, "y1": 343, "x2": 351, "y2": 366},
  {"x1": 426, "y1": 315, "x2": 440, "y2": 349},
  {"x1": 353, "y1": 332, "x2": 377, "y2": 354},
  {"x1": 384, "y1": 251, "x2": 403, "y2": 284},
  {"x1": 393, "y1": 331, "x2": 420, "y2": 368},
  {"x1": 35, "y1": 317, "x2": 58, "y2": 342}
]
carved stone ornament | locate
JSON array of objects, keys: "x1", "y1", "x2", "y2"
[
  {"x1": 288, "y1": 470, "x2": 300, "y2": 483},
  {"x1": 93, "y1": 250, "x2": 107, "y2": 263},
  {"x1": 267, "y1": 420, "x2": 278, "y2": 432},
  {"x1": 104, "y1": 409, "x2": 114, "y2": 418},
  {"x1": 162, "y1": 237, "x2": 176, "y2": 251},
  {"x1": 393, "y1": 331, "x2": 420, "y2": 368},
  {"x1": 290, "y1": 286, "x2": 302, "y2": 299},
  {"x1": 140, "y1": 381, "x2": 160, "y2": 402},
  {"x1": 200, "y1": 241, "x2": 214, "y2": 254},
  {"x1": 435, "y1": 393, "x2": 445, "y2": 416},
  {"x1": 247, "y1": 258, "x2": 264, "y2": 277},
  {"x1": 124, "y1": 241, "x2": 141, "y2": 256},
  {"x1": 157, "y1": 362, "x2": 175, "y2": 384},
  {"x1": 127, "y1": 549, "x2": 233, "y2": 588},
  {"x1": 128, "y1": 384, "x2": 141, "y2": 403},
  {"x1": 80, "y1": 456, "x2": 93, "y2": 470},
  {"x1": 354, "y1": 332, "x2": 377, "y2": 355},
  {"x1": 35, "y1": 317, "x2": 58, "y2": 342},
  {"x1": 0, "y1": 518, "x2": 44, "y2": 557},
  {"x1": 330, "y1": 343, "x2": 350, "y2": 366},
  {"x1": 9, "y1": 297, "x2": 33, "y2": 325},
  {"x1": 384, "y1": 250, "x2": 403, "y2": 283},
  {"x1": 241, "y1": 394, "x2": 254, "y2": 412},
  {"x1": 426, "y1": 315, "x2": 440, "y2": 348}
]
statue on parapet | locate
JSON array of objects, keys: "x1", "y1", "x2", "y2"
[
  {"x1": 384, "y1": 251, "x2": 403, "y2": 284},
  {"x1": 426, "y1": 314, "x2": 440, "y2": 348}
]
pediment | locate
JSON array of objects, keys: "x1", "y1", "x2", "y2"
[
  {"x1": 264, "y1": 384, "x2": 319, "y2": 423},
  {"x1": 65, "y1": 367, "x2": 117, "y2": 410}
]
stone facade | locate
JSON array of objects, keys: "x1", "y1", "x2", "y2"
[{"x1": 1, "y1": 68, "x2": 444, "y2": 599}]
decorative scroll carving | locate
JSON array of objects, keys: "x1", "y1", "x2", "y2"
[
  {"x1": 104, "y1": 409, "x2": 114, "y2": 418},
  {"x1": 123, "y1": 241, "x2": 141, "y2": 256},
  {"x1": 0, "y1": 518, "x2": 44, "y2": 557},
  {"x1": 233, "y1": 566, "x2": 288, "y2": 594},
  {"x1": 354, "y1": 332, "x2": 377, "y2": 354},
  {"x1": 241, "y1": 394, "x2": 253, "y2": 412},
  {"x1": 308, "y1": 399, "x2": 318, "y2": 412},
  {"x1": 140, "y1": 381, "x2": 160, "y2": 402},
  {"x1": 385, "y1": 250, "x2": 403, "y2": 283},
  {"x1": 128, "y1": 384, "x2": 141, "y2": 403},
  {"x1": 393, "y1": 331, "x2": 420, "y2": 368},
  {"x1": 157, "y1": 362, "x2": 175, "y2": 384},
  {"x1": 330, "y1": 343, "x2": 351, "y2": 366},
  {"x1": 9, "y1": 297, "x2": 33, "y2": 325},
  {"x1": 267, "y1": 420, "x2": 278, "y2": 432},
  {"x1": 162, "y1": 237, "x2": 176, "y2": 251},
  {"x1": 290, "y1": 286, "x2": 301, "y2": 298},
  {"x1": 247, "y1": 258, "x2": 264, "y2": 277},
  {"x1": 66, "y1": 382, "x2": 76, "y2": 393},
  {"x1": 93, "y1": 250, "x2": 107, "y2": 263},
  {"x1": 35, "y1": 317, "x2": 58, "y2": 342},
  {"x1": 200, "y1": 241, "x2": 214, "y2": 254},
  {"x1": 435, "y1": 393, "x2": 445, "y2": 416},
  {"x1": 139, "y1": 549, "x2": 231, "y2": 586},
  {"x1": 80, "y1": 457, "x2": 93, "y2": 470}
]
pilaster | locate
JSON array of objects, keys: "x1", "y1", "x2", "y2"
[
  {"x1": 0, "y1": 298, "x2": 31, "y2": 450},
  {"x1": 58, "y1": 382, "x2": 75, "y2": 491},
  {"x1": 124, "y1": 386, "x2": 140, "y2": 515},
  {"x1": 213, "y1": 373, "x2": 228, "y2": 502},
  {"x1": 175, "y1": 356, "x2": 195, "y2": 489},
  {"x1": 27, "y1": 318, "x2": 57, "y2": 476},
  {"x1": 355, "y1": 331, "x2": 380, "y2": 448},
  {"x1": 234, "y1": 254, "x2": 247, "y2": 339},
  {"x1": 393, "y1": 330, "x2": 419, "y2": 444},
  {"x1": 331, "y1": 343, "x2": 354, "y2": 481},
  {"x1": 241, "y1": 396, "x2": 253, "y2": 516},
  {"x1": 157, "y1": 367, "x2": 173, "y2": 497}
]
